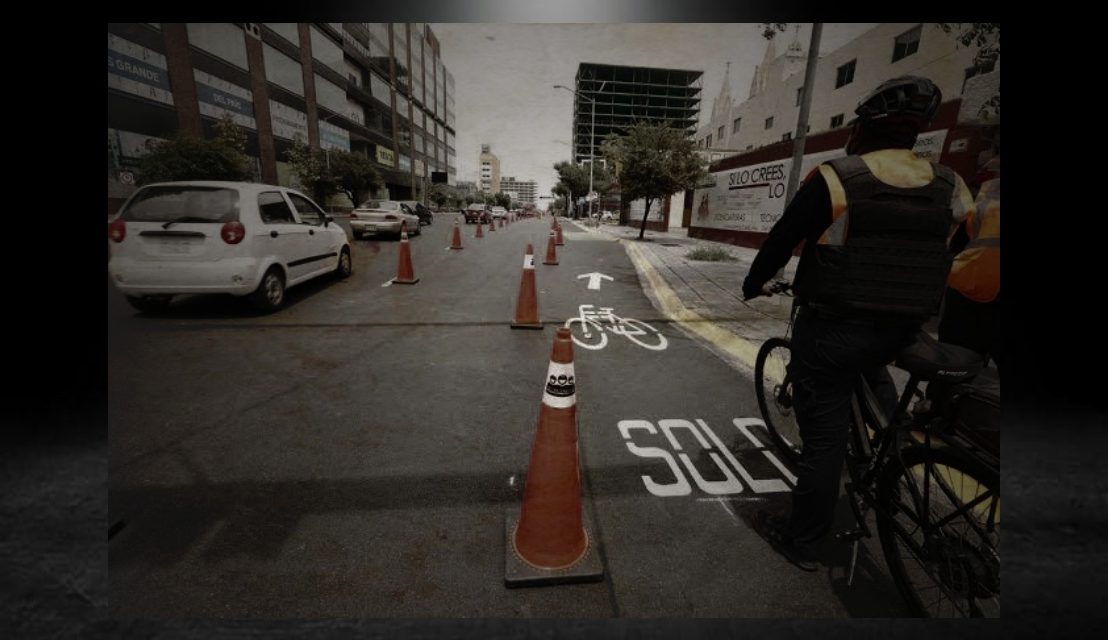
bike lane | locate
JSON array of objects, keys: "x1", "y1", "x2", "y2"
[{"x1": 539, "y1": 222, "x2": 911, "y2": 617}]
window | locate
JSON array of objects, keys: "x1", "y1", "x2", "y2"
[
  {"x1": 836, "y1": 60, "x2": 856, "y2": 88},
  {"x1": 782, "y1": 132, "x2": 792, "y2": 142},
  {"x1": 796, "y1": 87, "x2": 804, "y2": 106},
  {"x1": 893, "y1": 25, "x2": 922, "y2": 62},
  {"x1": 732, "y1": 117, "x2": 741, "y2": 134},
  {"x1": 718, "y1": 126, "x2": 725, "y2": 141},
  {"x1": 288, "y1": 193, "x2": 324, "y2": 225},
  {"x1": 831, "y1": 114, "x2": 844, "y2": 128},
  {"x1": 258, "y1": 192, "x2": 295, "y2": 224},
  {"x1": 765, "y1": 116, "x2": 774, "y2": 130},
  {"x1": 705, "y1": 134, "x2": 712, "y2": 148}
]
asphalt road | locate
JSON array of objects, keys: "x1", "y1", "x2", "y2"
[{"x1": 107, "y1": 213, "x2": 910, "y2": 617}]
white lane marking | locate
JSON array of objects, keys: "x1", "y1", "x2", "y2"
[
  {"x1": 576, "y1": 272, "x2": 613, "y2": 290},
  {"x1": 381, "y1": 280, "x2": 393, "y2": 287},
  {"x1": 733, "y1": 418, "x2": 798, "y2": 486},
  {"x1": 697, "y1": 419, "x2": 790, "y2": 494}
]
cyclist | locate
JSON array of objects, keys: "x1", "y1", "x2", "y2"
[
  {"x1": 741, "y1": 76, "x2": 976, "y2": 571},
  {"x1": 939, "y1": 148, "x2": 1001, "y2": 371}
]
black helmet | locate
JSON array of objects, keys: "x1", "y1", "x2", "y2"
[{"x1": 852, "y1": 76, "x2": 942, "y2": 125}]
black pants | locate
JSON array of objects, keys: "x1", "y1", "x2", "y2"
[{"x1": 785, "y1": 308, "x2": 917, "y2": 553}]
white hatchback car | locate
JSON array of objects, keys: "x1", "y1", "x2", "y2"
[{"x1": 108, "y1": 181, "x2": 352, "y2": 313}]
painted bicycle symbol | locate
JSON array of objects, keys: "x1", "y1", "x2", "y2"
[{"x1": 564, "y1": 304, "x2": 668, "y2": 351}]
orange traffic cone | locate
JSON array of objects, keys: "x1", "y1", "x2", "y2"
[
  {"x1": 450, "y1": 220, "x2": 464, "y2": 250},
  {"x1": 488, "y1": 216, "x2": 496, "y2": 233},
  {"x1": 476, "y1": 220, "x2": 484, "y2": 239},
  {"x1": 499, "y1": 217, "x2": 505, "y2": 229},
  {"x1": 511, "y1": 244, "x2": 542, "y2": 330},
  {"x1": 505, "y1": 327, "x2": 602, "y2": 587},
  {"x1": 392, "y1": 222, "x2": 419, "y2": 284},
  {"x1": 555, "y1": 221, "x2": 565, "y2": 247},
  {"x1": 542, "y1": 230, "x2": 558, "y2": 265}
]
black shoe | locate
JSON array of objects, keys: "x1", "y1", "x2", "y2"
[{"x1": 754, "y1": 510, "x2": 819, "y2": 572}]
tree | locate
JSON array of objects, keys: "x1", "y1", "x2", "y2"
[
  {"x1": 285, "y1": 138, "x2": 338, "y2": 205},
  {"x1": 136, "y1": 115, "x2": 253, "y2": 185},
  {"x1": 554, "y1": 160, "x2": 613, "y2": 218},
  {"x1": 493, "y1": 192, "x2": 511, "y2": 210},
  {"x1": 601, "y1": 122, "x2": 708, "y2": 240},
  {"x1": 937, "y1": 23, "x2": 1000, "y2": 118},
  {"x1": 327, "y1": 150, "x2": 382, "y2": 206}
]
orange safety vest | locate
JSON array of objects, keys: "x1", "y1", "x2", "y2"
[{"x1": 948, "y1": 157, "x2": 1000, "y2": 302}]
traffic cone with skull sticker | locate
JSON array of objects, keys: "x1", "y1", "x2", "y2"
[{"x1": 505, "y1": 327, "x2": 603, "y2": 587}]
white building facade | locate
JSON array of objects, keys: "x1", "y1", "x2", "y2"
[
  {"x1": 499, "y1": 176, "x2": 537, "y2": 205},
  {"x1": 697, "y1": 24, "x2": 999, "y2": 154}
]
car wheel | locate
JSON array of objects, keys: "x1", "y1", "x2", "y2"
[
  {"x1": 334, "y1": 246, "x2": 352, "y2": 279},
  {"x1": 126, "y1": 295, "x2": 173, "y2": 313},
  {"x1": 353, "y1": 230, "x2": 363, "y2": 240},
  {"x1": 249, "y1": 267, "x2": 285, "y2": 313}
]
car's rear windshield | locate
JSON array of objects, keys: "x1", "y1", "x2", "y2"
[
  {"x1": 360, "y1": 200, "x2": 399, "y2": 210},
  {"x1": 121, "y1": 186, "x2": 240, "y2": 223}
]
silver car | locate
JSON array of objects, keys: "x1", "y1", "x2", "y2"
[{"x1": 350, "y1": 200, "x2": 422, "y2": 239}]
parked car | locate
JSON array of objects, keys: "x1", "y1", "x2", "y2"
[
  {"x1": 399, "y1": 200, "x2": 434, "y2": 226},
  {"x1": 601, "y1": 210, "x2": 617, "y2": 223},
  {"x1": 350, "y1": 200, "x2": 422, "y2": 239},
  {"x1": 107, "y1": 181, "x2": 352, "y2": 313},
  {"x1": 463, "y1": 203, "x2": 492, "y2": 224},
  {"x1": 490, "y1": 206, "x2": 508, "y2": 219}
]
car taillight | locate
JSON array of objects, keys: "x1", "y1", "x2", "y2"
[
  {"x1": 384, "y1": 214, "x2": 398, "y2": 220},
  {"x1": 221, "y1": 221, "x2": 246, "y2": 244},
  {"x1": 108, "y1": 219, "x2": 126, "y2": 243},
  {"x1": 350, "y1": 212, "x2": 359, "y2": 219}
]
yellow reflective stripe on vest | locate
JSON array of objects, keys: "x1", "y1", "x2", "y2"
[{"x1": 818, "y1": 164, "x2": 848, "y2": 245}]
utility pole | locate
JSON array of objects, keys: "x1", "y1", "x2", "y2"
[
  {"x1": 785, "y1": 23, "x2": 822, "y2": 206},
  {"x1": 774, "y1": 23, "x2": 823, "y2": 285}
]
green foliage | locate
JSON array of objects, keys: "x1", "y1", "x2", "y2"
[
  {"x1": 554, "y1": 160, "x2": 613, "y2": 217},
  {"x1": 937, "y1": 23, "x2": 1000, "y2": 118},
  {"x1": 285, "y1": 138, "x2": 338, "y2": 204},
  {"x1": 493, "y1": 192, "x2": 511, "y2": 209},
  {"x1": 136, "y1": 115, "x2": 253, "y2": 185},
  {"x1": 686, "y1": 246, "x2": 736, "y2": 262},
  {"x1": 327, "y1": 150, "x2": 382, "y2": 205},
  {"x1": 601, "y1": 121, "x2": 707, "y2": 238}
]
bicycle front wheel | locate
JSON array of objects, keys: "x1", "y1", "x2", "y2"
[
  {"x1": 754, "y1": 337, "x2": 802, "y2": 465},
  {"x1": 876, "y1": 445, "x2": 1000, "y2": 618}
]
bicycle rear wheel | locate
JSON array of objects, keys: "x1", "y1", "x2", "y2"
[
  {"x1": 876, "y1": 445, "x2": 1000, "y2": 618},
  {"x1": 754, "y1": 337, "x2": 802, "y2": 465}
]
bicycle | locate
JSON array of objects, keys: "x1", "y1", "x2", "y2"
[
  {"x1": 752, "y1": 282, "x2": 1000, "y2": 618},
  {"x1": 563, "y1": 304, "x2": 668, "y2": 351}
]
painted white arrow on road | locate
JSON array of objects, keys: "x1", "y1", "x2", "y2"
[{"x1": 577, "y1": 272, "x2": 614, "y2": 290}]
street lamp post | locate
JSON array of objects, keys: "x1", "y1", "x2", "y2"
[{"x1": 554, "y1": 82, "x2": 605, "y2": 220}]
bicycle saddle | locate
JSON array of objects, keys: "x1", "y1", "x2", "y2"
[{"x1": 895, "y1": 331, "x2": 984, "y2": 383}]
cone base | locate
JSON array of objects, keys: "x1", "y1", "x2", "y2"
[
  {"x1": 449, "y1": 246, "x2": 464, "y2": 250},
  {"x1": 542, "y1": 260, "x2": 559, "y2": 266},
  {"x1": 392, "y1": 277, "x2": 420, "y2": 284},
  {"x1": 504, "y1": 507, "x2": 604, "y2": 588},
  {"x1": 510, "y1": 321, "x2": 544, "y2": 330}
]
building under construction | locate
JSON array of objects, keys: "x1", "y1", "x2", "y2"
[{"x1": 570, "y1": 63, "x2": 703, "y2": 165}]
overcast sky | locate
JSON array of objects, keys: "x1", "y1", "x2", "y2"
[{"x1": 432, "y1": 23, "x2": 878, "y2": 200}]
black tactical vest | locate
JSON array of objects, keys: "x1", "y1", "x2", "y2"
[{"x1": 793, "y1": 155, "x2": 956, "y2": 319}]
